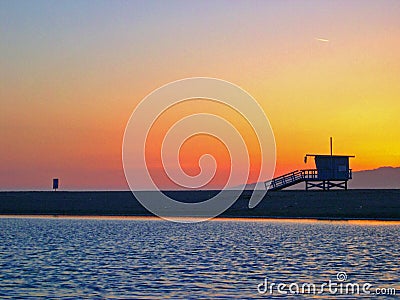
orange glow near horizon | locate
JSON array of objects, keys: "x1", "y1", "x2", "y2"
[{"x1": 144, "y1": 99, "x2": 264, "y2": 189}]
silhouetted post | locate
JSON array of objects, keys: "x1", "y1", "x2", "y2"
[
  {"x1": 330, "y1": 137, "x2": 333, "y2": 179},
  {"x1": 53, "y1": 178, "x2": 59, "y2": 191}
]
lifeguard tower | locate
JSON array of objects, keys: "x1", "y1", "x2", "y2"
[{"x1": 267, "y1": 138, "x2": 354, "y2": 191}]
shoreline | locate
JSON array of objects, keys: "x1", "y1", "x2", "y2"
[{"x1": 2, "y1": 214, "x2": 400, "y2": 225}]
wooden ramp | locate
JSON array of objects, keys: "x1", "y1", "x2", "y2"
[
  {"x1": 266, "y1": 169, "x2": 351, "y2": 191},
  {"x1": 267, "y1": 170, "x2": 305, "y2": 191}
]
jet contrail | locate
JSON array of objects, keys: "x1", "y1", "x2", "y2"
[{"x1": 315, "y1": 38, "x2": 330, "y2": 42}]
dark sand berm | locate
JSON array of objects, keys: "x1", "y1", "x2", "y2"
[{"x1": 0, "y1": 190, "x2": 399, "y2": 220}]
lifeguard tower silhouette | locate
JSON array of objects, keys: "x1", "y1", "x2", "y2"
[{"x1": 267, "y1": 138, "x2": 354, "y2": 191}]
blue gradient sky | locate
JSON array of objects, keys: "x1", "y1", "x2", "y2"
[{"x1": 1, "y1": 1, "x2": 399, "y2": 190}]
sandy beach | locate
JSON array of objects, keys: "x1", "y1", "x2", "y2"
[{"x1": 1, "y1": 190, "x2": 399, "y2": 220}]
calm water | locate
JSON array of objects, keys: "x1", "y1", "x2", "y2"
[{"x1": 0, "y1": 218, "x2": 398, "y2": 299}]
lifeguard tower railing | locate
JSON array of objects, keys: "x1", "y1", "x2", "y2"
[{"x1": 266, "y1": 169, "x2": 352, "y2": 191}]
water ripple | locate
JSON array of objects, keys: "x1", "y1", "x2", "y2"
[{"x1": 0, "y1": 218, "x2": 398, "y2": 299}]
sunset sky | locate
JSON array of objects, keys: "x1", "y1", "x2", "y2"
[{"x1": 1, "y1": 1, "x2": 399, "y2": 190}]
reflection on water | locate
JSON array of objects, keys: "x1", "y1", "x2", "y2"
[{"x1": 0, "y1": 218, "x2": 398, "y2": 299}]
